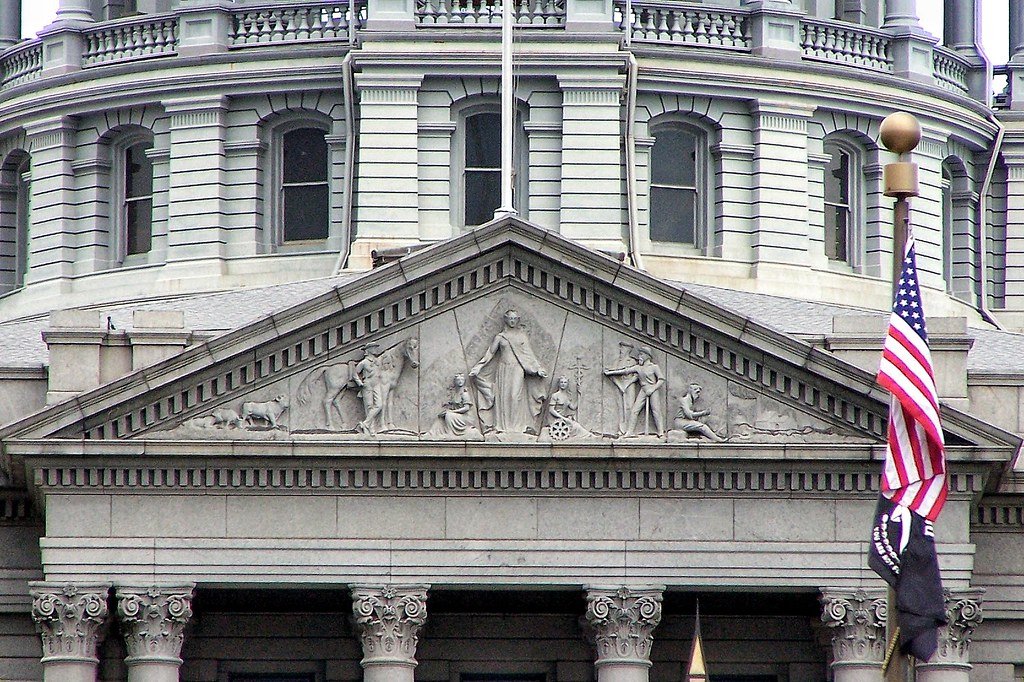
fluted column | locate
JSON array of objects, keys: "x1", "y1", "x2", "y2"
[
  {"x1": 0, "y1": 0, "x2": 21, "y2": 48},
  {"x1": 351, "y1": 585, "x2": 429, "y2": 682},
  {"x1": 943, "y1": 0, "x2": 977, "y2": 51},
  {"x1": 819, "y1": 588, "x2": 886, "y2": 682},
  {"x1": 583, "y1": 586, "x2": 664, "y2": 682},
  {"x1": 55, "y1": 0, "x2": 94, "y2": 23},
  {"x1": 916, "y1": 590, "x2": 983, "y2": 682},
  {"x1": 116, "y1": 585, "x2": 195, "y2": 682},
  {"x1": 30, "y1": 582, "x2": 111, "y2": 682}
]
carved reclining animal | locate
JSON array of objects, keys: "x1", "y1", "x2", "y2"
[{"x1": 241, "y1": 395, "x2": 290, "y2": 430}]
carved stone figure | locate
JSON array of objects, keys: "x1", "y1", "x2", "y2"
[
  {"x1": 545, "y1": 375, "x2": 591, "y2": 441},
  {"x1": 210, "y1": 408, "x2": 243, "y2": 429},
  {"x1": 427, "y1": 373, "x2": 482, "y2": 440},
  {"x1": 606, "y1": 341, "x2": 639, "y2": 435},
  {"x1": 603, "y1": 345, "x2": 665, "y2": 436},
  {"x1": 673, "y1": 383, "x2": 725, "y2": 441},
  {"x1": 470, "y1": 309, "x2": 547, "y2": 434},
  {"x1": 296, "y1": 338, "x2": 420, "y2": 432},
  {"x1": 241, "y1": 394, "x2": 289, "y2": 430}
]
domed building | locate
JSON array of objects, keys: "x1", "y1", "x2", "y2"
[{"x1": 0, "y1": 0, "x2": 1023, "y2": 680}]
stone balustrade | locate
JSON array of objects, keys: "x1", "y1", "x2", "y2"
[{"x1": 0, "y1": 1, "x2": 984, "y2": 98}]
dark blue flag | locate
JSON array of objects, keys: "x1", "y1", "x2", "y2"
[{"x1": 868, "y1": 495, "x2": 947, "y2": 660}]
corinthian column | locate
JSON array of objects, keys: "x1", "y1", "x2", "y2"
[
  {"x1": 30, "y1": 582, "x2": 111, "y2": 682},
  {"x1": 819, "y1": 588, "x2": 887, "y2": 682},
  {"x1": 351, "y1": 585, "x2": 429, "y2": 682},
  {"x1": 583, "y1": 586, "x2": 664, "y2": 682},
  {"x1": 916, "y1": 590, "x2": 983, "y2": 682},
  {"x1": 116, "y1": 585, "x2": 195, "y2": 682}
]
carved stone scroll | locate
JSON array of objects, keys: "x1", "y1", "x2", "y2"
[
  {"x1": 919, "y1": 589, "x2": 983, "y2": 674},
  {"x1": 30, "y1": 582, "x2": 111, "y2": 664},
  {"x1": 583, "y1": 586, "x2": 664, "y2": 666},
  {"x1": 351, "y1": 584, "x2": 429, "y2": 667},
  {"x1": 819, "y1": 588, "x2": 887, "y2": 670},
  {"x1": 116, "y1": 585, "x2": 195, "y2": 665}
]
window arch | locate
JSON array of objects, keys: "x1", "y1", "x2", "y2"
[
  {"x1": 453, "y1": 99, "x2": 528, "y2": 228},
  {"x1": 264, "y1": 115, "x2": 333, "y2": 249},
  {"x1": 0, "y1": 150, "x2": 30, "y2": 291},
  {"x1": 822, "y1": 136, "x2": 865, "y2": 269},
  {"x1": 648, "y1": 121, "x2": 707, "y2": 248},
  {"x1": 941, "y1": 156, "x2": 976, "y2": 301},
  {"x1": 107, "y1": 129, "x2": 155, "y2": 265}
]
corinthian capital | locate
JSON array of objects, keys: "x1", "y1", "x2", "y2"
[
  {"x1": 351, "y1": 584, "x2": 429, "y2": 667},
  {"x1": 30, "y1": 583, "x2": 111, "y2": 663},
  {"x1": 930, "y1": 589, "x2": 983, "y2": 667},
  {"x1": 116, "y1": 585, "x2": 195, "y2": 665},
  {"x1": 819, "y1": 588, "x2": 887, "y2": 665},
  {"x1": 583, "y1": 586, "x2": 664, "y2": 666}
]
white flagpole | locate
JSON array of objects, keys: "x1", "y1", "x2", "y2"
[{"x1": 495, "y1": 0, "x2": 517, "y2": 218}]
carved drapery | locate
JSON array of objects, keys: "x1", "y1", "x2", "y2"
[
  {"x1": 116, "y1": 585, "x2": 195, "y2": 665},
  {"x1": 351, "y1": 585, "x2": 429, "y2": 666},
  {"x1": 30, "y1": 583, "x2": 111, "y2": 663},
  {"x1": 583, "y1": 586, "x2": 664, "y2": 666},
  {"x1": 819, "y1": 588, "x2": 887, "y2": 664},
  {"x1": 929, "y1": 590, "x2": 983, "y2": 667}
]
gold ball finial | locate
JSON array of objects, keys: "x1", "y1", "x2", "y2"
[{"x1": 879, "y1": 112, "x2": 921, "y2": 155}]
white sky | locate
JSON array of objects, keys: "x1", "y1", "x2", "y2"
[{"x1": 17, "y1": 1, "x2": 1013, "y2": 64}]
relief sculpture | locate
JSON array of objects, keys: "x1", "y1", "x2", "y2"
[
  {"x1": 426, "y1": 373, "x2": 483, "y2": 440},
  {"x1": 469, "y1": 309, "x2": 547, "y2": 435},
  {"x1": 542, "y1": 375, "x2": 593, "y2": 441},
  {"x1": 603, "y1": 345, "x2": 665, "y2": 437},
  {"x1": 670, "y1": 383, "x2": 725, "y2": 441},
  {"x1": 296, "y1": 337, "x2": 420, "y2": 433}
]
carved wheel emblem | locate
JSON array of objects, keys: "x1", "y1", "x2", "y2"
[{"x1": 549, "y1": 418, "x2": 573, "y2": 441}]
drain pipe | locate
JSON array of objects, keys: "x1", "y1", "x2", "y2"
[
  {"x1": 624, "y1": 51, "x2": 643, "y2": 270},
  {"x1": 332, "y1": 49, "x2": 358, "y2": 275},
  {"x1": 977, "y1": 111, "x2": 1005, "y2": 329}
]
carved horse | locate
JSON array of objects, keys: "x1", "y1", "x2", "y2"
[{"x1": 296, "y1": 337, "x2": 420, "y2": 432}]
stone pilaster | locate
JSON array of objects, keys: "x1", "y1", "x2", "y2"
[
  {"x1": 25, "y1": 116, "x2": 79, "y2": 286},
  {"x1": 916, "y1": 590, "x2": 983, "y2": 682},
  {"x1": 30, "y1": 582, "x2": 111, "y2": 682},
  {"x1": 351, "y1": 584, "x2": 428, "y2": 682},
  {"x1": 116, "y1": 585, "x2": 195, "y2": 682},
  {"x1": 819, "y1": 588, "x2": 886, "y2": 682},
  {"x1": 583, "y1": 586, "x2": 663, "y2": 682}
]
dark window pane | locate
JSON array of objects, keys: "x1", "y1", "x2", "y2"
[
  {"x1": 652, "y1": 129, "x2": 696, "y2": 186},
  {"x1": 824, "y1": 147, "x2": 849, "y2": 205},
  {"x1": 825, "y1": 205, "x2": 849, "y2": 261},
  {"x1": 284, "y1": 184, "x2": 329, "y2": 241},
  {"x1": 125, "y1": 143, "x2": 153, "y2": 200},
  {"x1": 650, "y1": 186, "x2": 696, "y2": 244},
  {"x1": 465, "y1": 169, "x2": 500, "y2": 226},
  {"x1": 284, "y1": 128, "x2": 328, "y2": 184},
  {"x1": 126, "y1": 198, "x2": 152, "y2": 255},
  {"x1": 15, "y1": 160, "x2": 29, "y2": 287},
  {"x1": 466, "y1": 113, "x2": 500, "y2": 169},
  {"x1": 230, "y1": 676, "x2": 315, "y2": 682}
]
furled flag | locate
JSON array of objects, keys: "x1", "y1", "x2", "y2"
[
  {"x1": 868, "y1": 232, "x2": 947, "y2": 661},
  {"x1": 685, "y1": 601, "x2": 707, "y2": 682}
]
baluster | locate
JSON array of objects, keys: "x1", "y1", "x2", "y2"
[
  {"x1": 155, "y1": 20, "x2": 168, "y2": 51},
  {"x1": 272, "y1": 10, "x2": 287, "y2": 40},
  {"x1": 281, "y1": 9, "x2": 294, "y2": 41},
  {"x1": 655, "y1": 8, "x2": 668, "y2": 41},
  {"x1": 108, "y1": 29, "x2": 121, "y2": 61},
  {"x1": 142, "y1": 22, "x2": 156, "y2": 54},
  {"x1": 531, "y1": 0, "x2": 544, "y2": 26},
  {"x1": 667, "y1": 10, "x2": 682, "y2": 42},
  {"x1": 694, "y1": 11, "x2": 708, "y2": 44},
  {"x1": 711, "y1": 13, "x2": 724, "y2": 45},
  {"x1": 640, "y1": 8, "x2": 655, "y2": 41},
  {"x1": 132, "y1": 25, "x2": 143, "y2": 56},
  {"x1": 680, "y1": 10, "x2": 694, "y2": 43}
]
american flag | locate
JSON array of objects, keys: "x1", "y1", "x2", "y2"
[{"x1": 876, "y1": 233, "x2": 947, "y2": 521}]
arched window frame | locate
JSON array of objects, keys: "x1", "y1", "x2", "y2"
[
  {"x1": 0, "y1": 150, "x2": 30, "y2": 291},
  {"x1": 451, "y1": 98, "x2": 529, "y2": 229},
  {"x1": 821, "y1": 135, "x2": 866, "y2": 271},
  {"x1": 645, "y1": 117, "x2": 712, "y2": 253},
  {"x1": 264, "y1": 114, "x2": 335, "y2": 252},
  {"x1": 110, "y1": 129, "x2": 155, "y2": 266},
  {"x1": 941, "y1": 156, "x2": 976, "y2": 301}
]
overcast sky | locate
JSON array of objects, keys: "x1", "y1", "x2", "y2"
[{"x1": 17, "y1": 2, "x2": 1013, "y2": 64}]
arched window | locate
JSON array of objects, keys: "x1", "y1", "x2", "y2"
[
  {"x1": 822, "y1": 137, "x2": 865, "y2": 268},
  {"x1": 464, "y1": 111, "x2": 502, "y2": 226},
  {"x1": 455, "y1": 101, "x2": 528, "y2": 229},
  {"x1": 122, "y1": 139, "x2": 154, "y2": 259},
  {"x1": 280, "y1": 127, "x2": 330, "y2": 242},
  {"x1": 0, "y1": 151, "x2": 30, "y2": 291},
  {"x1": 649, "y1": 124, "x2": 701, "y2": 246}
]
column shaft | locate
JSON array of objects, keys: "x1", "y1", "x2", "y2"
[
  {"x1": 942, "y1": 0, "x2": 976, "y2": 50},
  {"x1": 56, "y1": 0, "x2": 94, "y2": 22},
  {"x1": 881, "y1": 0, "x2": 920, "y2": 30},
  {"x1": 0, "y1": 0, "x2": 21, "y2": 48},
  {"x1": 1012, "y1": 0, "x2": 1024, "y2": 61}
]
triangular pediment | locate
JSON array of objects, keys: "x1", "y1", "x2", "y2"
[{"x1": 0, "y1": 218, "x2": 1016, "y2": 452}]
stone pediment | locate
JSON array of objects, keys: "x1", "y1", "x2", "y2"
[{"x1": 0, "y1": 218, "x2": 1013, "y2": 450}]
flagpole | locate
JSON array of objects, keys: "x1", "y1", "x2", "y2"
[
  {"x1": 879, "y1": 111, "x2": 923, "y2": 682},
  {"x1": 495, "y1": 0, "x2": 517, "y2": 218}
]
